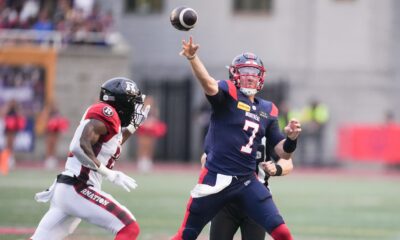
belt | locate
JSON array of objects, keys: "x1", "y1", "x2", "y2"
[
  {"x1": 56, "y1": 174, "x2": 79, "y2": 185},
  {"x1": 56, "y1": 174, "x2": 93, "y2": 188}
]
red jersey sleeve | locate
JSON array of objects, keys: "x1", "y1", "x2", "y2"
[{"x1": 84, "y1": 102, "x2": 120, "y2": 139}]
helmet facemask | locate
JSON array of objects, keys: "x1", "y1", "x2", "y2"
[
  {"x1": 117, "y1": 94, "x2": 144, "y2": 127},
  {"x1": 230, "y1": 64, "x2": 265, "y2": 96}
]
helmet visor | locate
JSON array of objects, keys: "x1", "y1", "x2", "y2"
[{"x1": 237, "y1": 66, "x2": 262, "y2": 76}]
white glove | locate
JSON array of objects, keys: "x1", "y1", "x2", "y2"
[
  {"x1": 127, "y1": 102, "x2": 151, "y2": 133},
  {"x1": 98, "y1": 164, "x2": 137, "y2": 192},
  {"x1": 134, "y1": 103, "x2": 151, "y2": 127}
]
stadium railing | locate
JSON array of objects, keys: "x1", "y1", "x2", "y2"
[{"x1": 0, "y1": 29, "x2": 121, "y2": 49}]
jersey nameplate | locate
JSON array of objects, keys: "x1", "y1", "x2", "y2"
[
  {"x1": 237, "y1": 102, "x2": 251, "y2": 112},
  {"x1": 245, "y1": 111, "x2": 260, "y2": 122},
  {"x1": 259, "y1": 111, "x2": 268, "y2": 119}
]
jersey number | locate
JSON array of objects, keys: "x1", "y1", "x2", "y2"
[{"x1": 241, "y1": 120, "x2": 260, "y2": 154}]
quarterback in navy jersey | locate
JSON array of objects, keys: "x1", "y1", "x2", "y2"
[
  {"x1": 208, "y1": 141, "x2": 294, "y2": 240},
  {"x1": 172, "y1": 37, "x2": 301, "y2": 240}
]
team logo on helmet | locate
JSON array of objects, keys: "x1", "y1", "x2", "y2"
[{"x1": 103, "y1": 106, "x2": 114, "y2": 117}]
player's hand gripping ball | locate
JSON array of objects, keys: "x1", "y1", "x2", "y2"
[{"x1": 170, "y1": 6, "x2": 197, "y2": 31}]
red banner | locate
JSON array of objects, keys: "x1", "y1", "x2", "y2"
[{"x1": 337, "y1": 124, "x2": 400, "y2": 163}]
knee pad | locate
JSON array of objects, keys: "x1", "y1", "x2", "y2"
[
  {"x1": 270, "y1": 223, "x2": 292, "y2": 240},
  {"x1": 115, "y1": 221, "x2": 140, "y2": 240}
]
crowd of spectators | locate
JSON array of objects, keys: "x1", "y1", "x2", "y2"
[
  {"x1": 0, "y1": 0, "x2": 114, "y2": 45},
  {"x1": 0, "y1": 64, "x2": 45, "y2": 116}
]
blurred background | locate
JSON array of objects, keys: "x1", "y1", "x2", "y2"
[{"x1": 0, "y1": 0, "x2": 400, "y2": 239}]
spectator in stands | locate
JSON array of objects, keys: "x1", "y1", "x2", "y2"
[
  {"x1": 2, "y1": 3, "x2": 19, "y2": 28},
  {"x1": 135, "y1": 96, "x2": 167, "y2": 173},
  {"x1": 298, "y1": 99, "x2": 329, "y2": 167},
  {"x1": 0, "y1": 0, "x2": 115, "y2": 46},
  {"x1": 53, "y1": 0, "x2": 74, "y2": 38},
  {"x1": 101, "y1": 9, "x2": 114, "y2": 33},
  {"x1": 19, "y1": 0, "x2": 39, "y2": 26},
  {"x1": 74, "y1": 0, "x2": 94, "y2": 18},
  {"x1": 32, "y1": 9, "x2": 53, "y2": 31},
  {"x1": 0, "y1": 0, "x2": 8, "y2": 28}
]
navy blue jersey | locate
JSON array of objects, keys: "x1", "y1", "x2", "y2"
[{"x1": 204, "y1": 80, "x2": 285, "y2": 176}]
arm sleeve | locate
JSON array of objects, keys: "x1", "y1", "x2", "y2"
[{"x1": 206, "y1": 80, "x2": 236, "y2": 107}]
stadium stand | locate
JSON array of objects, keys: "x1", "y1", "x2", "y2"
[{"x1": 0, "y1": 0, "x2": 117, "y2": 47}]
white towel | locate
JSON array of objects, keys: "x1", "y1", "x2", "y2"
[
  {"x1": 34, "y1": 179, "x2": 57, "y2": 203},
  {"x1": 190, "y1": 174, "x2": 232, "y2": 198},
  {"x1": 257, "y1": 164, "x2": 266, "y2": 184}
]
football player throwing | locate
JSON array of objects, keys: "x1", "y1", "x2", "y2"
[{"x1": 172, "y1": 37, "x2": 301, "y2": 240}]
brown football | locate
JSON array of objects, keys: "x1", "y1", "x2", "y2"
[{"x1": 170, "y1": 6, "x2": 198, "y2": 31}]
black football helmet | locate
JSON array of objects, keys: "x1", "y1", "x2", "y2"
[
  {"x1": 100, "y1": 77, "x2": 144, "y2": 127},
  {"x1": 228, "y1": 52, "x2": 266, "y2": 96}
]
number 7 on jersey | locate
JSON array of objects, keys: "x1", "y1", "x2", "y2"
[{"x1": 241, "y1": 120, "x2": 260, "y2": 154}]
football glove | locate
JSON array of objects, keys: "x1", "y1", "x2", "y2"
[
  {"x1": 98, "y1": 164, "x2": 137, "y2": 192},
  {"x1": 133, "y1": 103, "x2": 151, "y2": 128}
]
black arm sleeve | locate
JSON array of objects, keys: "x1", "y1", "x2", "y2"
[{"x1": 206, "y1": 88, "x2": 226, "y2": 108}]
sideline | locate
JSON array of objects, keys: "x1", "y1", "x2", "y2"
[{"x1": 0, "y1": 227, "x2": 35, "y2": 235}]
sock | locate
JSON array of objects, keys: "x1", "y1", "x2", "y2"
[
  {"x1": 115, "y1": 221, "x2": 140, "y2": 240},
  {"x1": 270, "y1": 223, "x2": 293, "y2": 240}
]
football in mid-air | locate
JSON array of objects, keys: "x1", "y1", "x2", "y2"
[{"x1": 170, "y1": 6, "x2": 197, "y2": 31}]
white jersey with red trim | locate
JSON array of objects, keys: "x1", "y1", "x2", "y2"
[{"x1": 62, "y1": 102, "x2": 122, "y2": 189}]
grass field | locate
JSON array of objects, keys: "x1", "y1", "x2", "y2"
[{"x1": 0, "y1": 166, "x2": 400, "y2": 240}]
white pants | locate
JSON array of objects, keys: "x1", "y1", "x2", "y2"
[{"x1": 31, "y1": 182, "x2": 136, "y2": 240}]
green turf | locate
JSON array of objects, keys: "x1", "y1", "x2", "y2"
[{"x1": 0, "y1": 169, "x2": 399, "y2": 240}]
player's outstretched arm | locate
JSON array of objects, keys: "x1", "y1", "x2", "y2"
[{"x1": 180, "y1": 36, "x2": 218, "y2": 96}]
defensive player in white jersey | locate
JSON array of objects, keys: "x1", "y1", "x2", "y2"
[{"x1": 31, "y1": 77, "x2": 151, "y2": 240}]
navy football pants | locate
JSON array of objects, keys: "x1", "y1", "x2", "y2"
[
  {"x1": 209, "y1": 202, "x2": 265, "y2": 240},
  {"x1": 173, "y1": 169, "x2": 285, "y2": 240}
]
